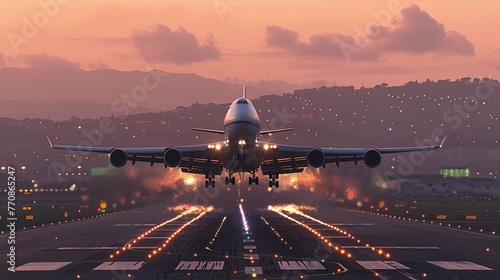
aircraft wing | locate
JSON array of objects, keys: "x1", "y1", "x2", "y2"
[
  {"x1": 258, "y1": 138, "x2": 445, "y2": 176},
  {"x1": 48, "y1": 137, "x2": 225, "y2": 175}
]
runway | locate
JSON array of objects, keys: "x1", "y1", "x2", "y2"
[{"x1": 1, "y1": 199, "x2": 499, "y2": 279}]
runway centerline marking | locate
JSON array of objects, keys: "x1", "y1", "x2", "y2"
[
  {"x1": 244, "y1": 254, "x2": 259, "y2": 260},
  {"x1": 427, "y1": 261, "x2": 493, "y2": 270},
  {"x1": 245, "y1": 266, "x2": 263, "y2": 275},
  {"x1": 16, "y1": 262, "x2": 72, "y2": 271}
]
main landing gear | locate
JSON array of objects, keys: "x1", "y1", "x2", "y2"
[{"x1": 268, "y1": 174, "x2": 279, "y2": 188}]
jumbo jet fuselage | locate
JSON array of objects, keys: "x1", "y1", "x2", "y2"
[{"x1": 222, "y1": 98, "x2": 261, "y2": 173}]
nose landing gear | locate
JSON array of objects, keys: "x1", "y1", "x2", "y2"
[
  {"x1": 225, "y1": 174, "x2": 236, "y2": 185},
  {"x1": 205, "y1": 174, "x2": 216, "y2": 188},
  {"x1": 249, "y1": 172, "x2": 259, "y2": 185}
]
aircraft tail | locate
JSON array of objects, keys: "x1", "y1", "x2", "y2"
[{"x1": 243, "y1": 84, "x2": 246, "y2": 98}]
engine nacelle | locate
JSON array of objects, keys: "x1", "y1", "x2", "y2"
[
  {"x1": 307, "y1": 148, "x2": 325, "y2": 168},
  {"x1": 109, "y1": 148, "x2": 127, "y2": 168},
  {"x1": 164, "y1": 148, "x2": 182, "y2": 167},
  {"x1": 364, "y1": 149, "x2": 381, "y2": 168}
]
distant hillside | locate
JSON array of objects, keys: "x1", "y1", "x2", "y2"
[
  {"x1": 0, "y1": 66, "x2": 296, "y2": 120},
  {"x1": 1, "y1": 78, "x2": 499, "y2": 183},
  {"x1": 0, "y1": 99, "x2": 160, "y2": 120}
]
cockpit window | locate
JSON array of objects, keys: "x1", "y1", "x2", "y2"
[{"x1": 237, "y1": 99, "x2": 249, "y2": 105}]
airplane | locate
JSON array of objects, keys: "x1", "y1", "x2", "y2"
[{"x1": 49, "y1": 85, "x2": 445, "y2": 188}]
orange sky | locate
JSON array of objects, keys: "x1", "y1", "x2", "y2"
[{"x1": 1, "y1": 0, "x2": 499, "y2": 87}]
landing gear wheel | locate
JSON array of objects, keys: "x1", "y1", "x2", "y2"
[
  {"x1": 249, "y1": 177, "x2": 253, "y2": 185},
  {"x1": 225, "y1": 176, "x2": 229, "y2": 185},
  {"x1": 231, "y1": 177, "x2": 236, "y2": 185},
  {"x1": 205, "y1": 180, "x2": 209, "y2": 188},
  {"x1": 255, "y1": 177, "x2": 259, "y2": 185},
  {"x1": 268, "y1": 174, "x2": 279, "y2": 188},
  {"x1": 211, "y1": 180, "x2": 216, "y2": 188}
]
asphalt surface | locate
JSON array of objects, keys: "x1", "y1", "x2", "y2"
[{"x1": 1, "y1": 194, "x2": 499, "y2": 280}]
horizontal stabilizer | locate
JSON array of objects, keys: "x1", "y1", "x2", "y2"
[
  {"x1": 191, "y1": 128, "x2": 225, "y2": 134},
  {"x1": 260, "y1": 128, "x2": 294, "y2": 135}
]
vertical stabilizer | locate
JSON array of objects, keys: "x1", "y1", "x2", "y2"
[{"x1": 243, "y1": 84, "x2": 246, "y2": 98}]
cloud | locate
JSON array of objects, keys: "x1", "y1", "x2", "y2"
[
  {"x1": 66, "y1": 37, "x2": 130, "y2": 46},
  {"x1": 265, "y1": 5, "x2": 474, "y2": 61},
  {"x1": 23, "y1": 53, "x2": 80, "y2": 68},
  {"x1": 265, "y1": 25, "x2": 379, "y2": 61},
  {"x1": 372, "y1": 5, "x2": 474, "y2": 56},
  {"x1": 132, "y1": 24, "x2": 221, "y2": 64}
]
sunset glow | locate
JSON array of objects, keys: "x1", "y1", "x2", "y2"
[{"x1": 1, "y1": 1, "x2": 498, "y2": 87}]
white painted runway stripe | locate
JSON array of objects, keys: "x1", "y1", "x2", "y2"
[
  {"x1": 428, "y1": 261, "x2": 493, "y2": 270},
  {"x1": 244, "y1": 245, "x2": 257, "y2": 249},
  {"x1": 243, "y1": 239, "x2": 255, "y2": 243},
  {"x1": 93, "y1": 261, "x2": 146, "y2": 271},
  {"x1": 343, "y1": 246, "x2": 440, "y2": 249},
  {"x1": 17, "y1": 262, "x2": 72, "y2": 271},
  {"x1": 278, "y1": 261, "x2": 326, "y2": 270},
  {"x1": 175, "y1": 261, "x2": 224, "y2": 270},
  {"x1": 385, "y1": 261, "x2": 411, "y2": 270},
  {"x1": 356, "y1": 261, "x2": 409, "y2": 270},
  {"x1": 245, "y1": 266, "x2": 263, "y2": 275}
]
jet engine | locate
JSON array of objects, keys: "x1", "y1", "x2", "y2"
[
  {"x1": 109, "y1": 148, "x2": 127, "y2": 168},
  {"x1": 164, "y1": 148, "x2": 182, "y2": 167},
  {"x1": 307, "y1": 148, "x2": 325, "y2": 168},
  {"x1": 363, "y1": 149, "x2": 381, "y2": 168}
]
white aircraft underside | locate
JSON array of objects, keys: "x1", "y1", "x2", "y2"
[{"x1": 50, "y1": 86, "x2": 444, "y2": 188}]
